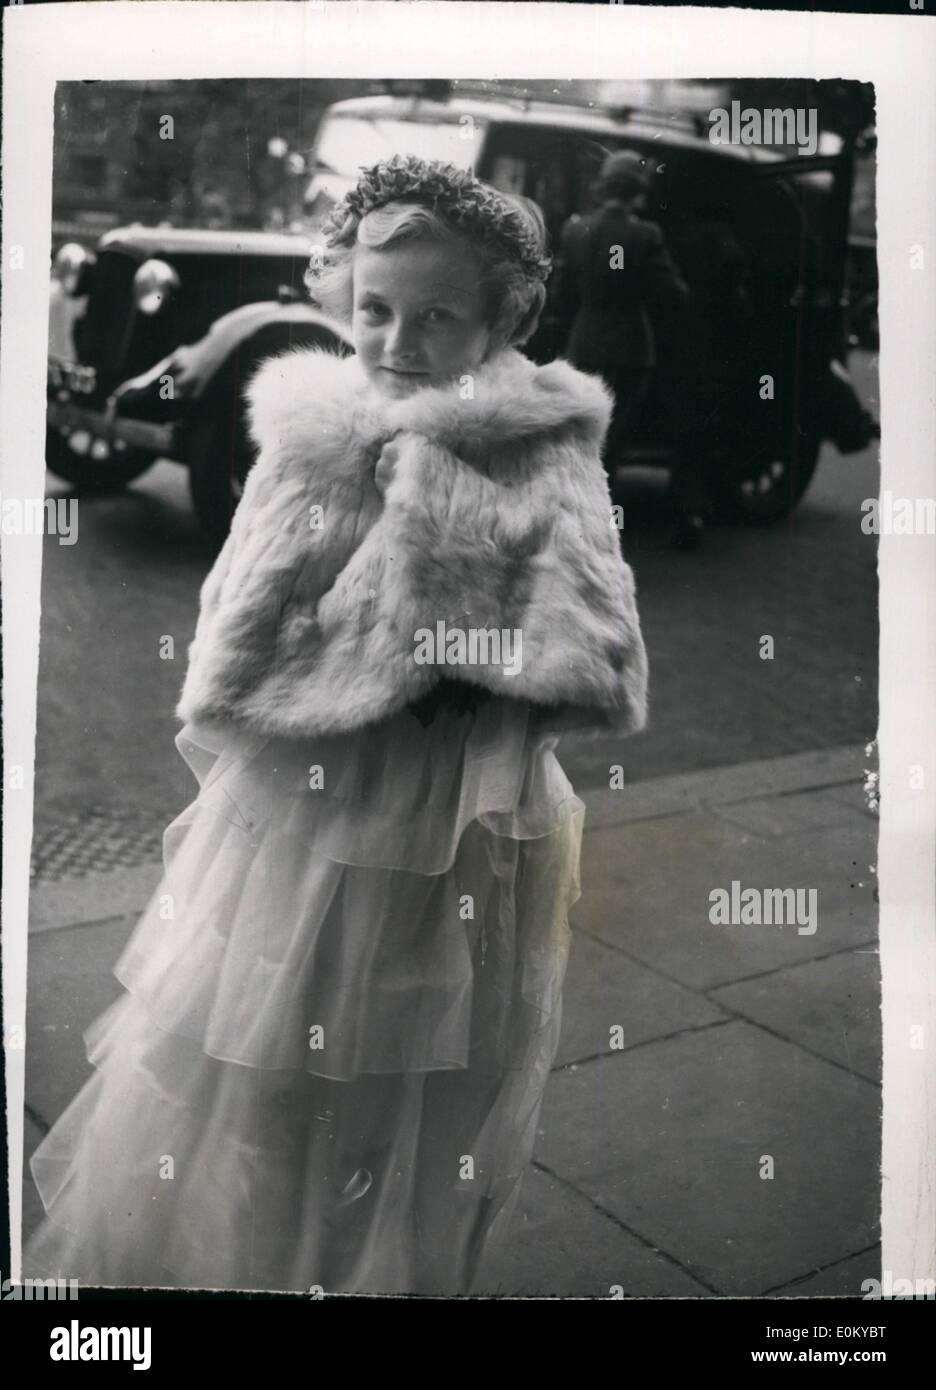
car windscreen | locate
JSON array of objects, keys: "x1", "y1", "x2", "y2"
[{"x1": 314, "y1": 115, "x2": 482, "y2": 175}]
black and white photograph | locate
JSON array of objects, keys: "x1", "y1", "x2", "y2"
[{"x1": 2, "y1": 1, "x2": 934, "y2": 1322}]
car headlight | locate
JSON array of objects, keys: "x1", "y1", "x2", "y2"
[
  {"x1": 52, "y1": 242, "x2": 96, "y2": 296},
  {"x1": 133, "y1": 259, "x2": 180, "y2": 315}
]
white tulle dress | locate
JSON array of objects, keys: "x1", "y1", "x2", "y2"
[{"x1": 24, "y1": 682, "x2": 584, "y2": 1295}]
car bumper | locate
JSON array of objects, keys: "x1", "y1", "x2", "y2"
[{"x1": 47, "y1": 396, "x2": 175, "y2": 458}]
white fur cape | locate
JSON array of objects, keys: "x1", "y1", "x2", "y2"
[{"x1": 176, "y1": 345, "x2": 649, "y2": 739}]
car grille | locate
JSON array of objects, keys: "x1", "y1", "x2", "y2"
[
  {"x1": 72, "y1": 249, "x2": 137, "y2": 376},
  {"x1": 72, "y1": 247, "x2": 312, "y2": 388}
]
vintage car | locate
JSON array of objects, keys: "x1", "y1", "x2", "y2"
[
  {"x1": 47, "y1": 226, "x2": 351, "y2": 542},
  {"x1": 307, "y1": 89, "x2": 878, "y2": 521},
  {"x1": 48, "y1": 88, "x2": 877, "y2": 540}
]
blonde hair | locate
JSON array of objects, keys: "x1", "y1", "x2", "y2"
[{"x1": 306, "y1": 196, "x2": 548, "y2": 350}]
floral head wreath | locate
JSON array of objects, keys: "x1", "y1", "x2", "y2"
[{"x1": 312, "y1": 153, "x2": 553, "y2": 283}]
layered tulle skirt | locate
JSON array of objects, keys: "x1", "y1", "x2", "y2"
[{"x1": 24, "y1": 690, "x2": 585, "y2": 1294}]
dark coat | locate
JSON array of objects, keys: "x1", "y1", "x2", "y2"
[{"x1": 556, "y1": 203, "x2": 689, "y2": 371}]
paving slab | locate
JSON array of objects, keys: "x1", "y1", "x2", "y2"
[
  {"x1": 29, "y1": 864, "x2": 163, "y2": 934},
  {"x1": 534, "y1": 1021, "x2": 880, "y2": 1295},
  {"x1": 473, "y1": 1165, "x2": 713, "y2": 1298},
  {"x1": 556, "y1": 926, "x2": 728, "y2": 1068},
  {"x1": 710, "y1": 948, "x2": 881, "y2": 1084},
  {"x1": 578, "y1": 744, "x2": 869, "y2": 831},
  {"x1": 712, "y1": 789, "x2": 870, "y2": 839},
  {"x1": 25, "y1": 915, "x2": 134, "y2": 1128},
  {"x1": 580, "y1": 811, "x2": 877, "y2": 990},
  {"x1": 824, "y1": 783, "x2": 880, "y2": 820},
  {"x1": 766, "y1": 1246, "x2": 881, "y2": 1298},
  {"x1": 777, "y1": 818, "x2": 879, "y2": 880}
]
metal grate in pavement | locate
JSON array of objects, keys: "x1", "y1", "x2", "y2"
[{"x1": 30, "y1": 807, "x2": 166, "y2": 884}]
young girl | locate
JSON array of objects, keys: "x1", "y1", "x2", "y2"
[{"x1": 24, "y1": 155, "x2": 648, "y2": 1296}]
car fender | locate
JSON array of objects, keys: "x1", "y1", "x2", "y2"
[{"x1": 167, "y1": 300, "x2": 353, "y2": 403}]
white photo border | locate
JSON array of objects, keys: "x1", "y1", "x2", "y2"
[{"x1": 2, "y1": 0, "x2": 934, "y2": 1290}]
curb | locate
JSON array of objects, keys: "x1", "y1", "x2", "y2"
[
  {"x1": 29, "y1": 863, "x2": 164, "y2": 936},
  {"x1": 28, "y1": 743, "x2": 872, "y2": 935},
  {"x1": 575, "y1": 741, "x2": 872, "y2": 830}
]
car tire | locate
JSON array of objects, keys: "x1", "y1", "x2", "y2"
[
  {"x1": 45, "y1": 425, "x2": 155, "y2": 492},
  {"x1": 185, "y1": 321, "x2": 350, "y2": 547},
  {"x1": 187, "y1": 399, "x2": 255, "y2": 549},
  {"x1": 708, "y1": 431, "x2": 822, "y2": 524}
]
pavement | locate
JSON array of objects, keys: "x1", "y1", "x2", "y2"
[{"x1": 22, "y1": 741, "x2": 880, "y2": 1298}]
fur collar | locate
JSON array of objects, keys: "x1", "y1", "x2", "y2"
[{"x1": 244, "y1": 343, "x2": 614, "y2": 460}]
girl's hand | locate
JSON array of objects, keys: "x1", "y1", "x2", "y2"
[{"x1": 374, "y1": 437, "x2": 403, "y2": 496}]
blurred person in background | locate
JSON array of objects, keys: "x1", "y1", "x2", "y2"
[{"x1": 555, "y1": 150, "x2": 705, "y2": 549}]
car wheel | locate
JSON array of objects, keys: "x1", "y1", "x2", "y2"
[
  {"x1": 708, "y1": 432, "x2": 822, "y2": 524},
  {"x1": 187, "y1": 401, "x2": 254, "y2": 548},
  {"x1": 45, "y1": 424, "x2": 155, "y2": 492}
]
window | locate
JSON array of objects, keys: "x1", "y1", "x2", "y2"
[
  {"x1": 314, "y1": 115, "x2": 480, "y2": 176},
  {"x1": 481, "y1": 125, "x2": 575, "y2": 236}
]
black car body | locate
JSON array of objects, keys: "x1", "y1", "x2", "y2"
[{"x1": 47, "y1": 226, "x2": 351, "y2": 541}]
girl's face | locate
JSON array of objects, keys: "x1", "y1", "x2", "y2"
[{"x1": 351, "y1": 237, "x2": 494, "y2": 398}]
